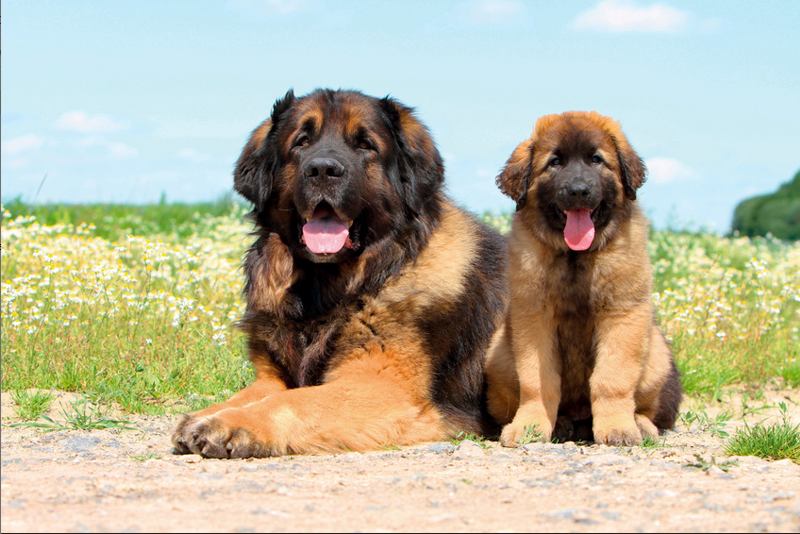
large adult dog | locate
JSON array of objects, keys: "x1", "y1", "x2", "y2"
[
  {"x1": 485, "y1": 111, "x2": 682, "y2": 447},
  {"x1": 172, "y1": 89, "x2": 507, "y2": 458}
]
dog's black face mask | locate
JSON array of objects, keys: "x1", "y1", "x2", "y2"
[{"x1": 233, "y1": 89, "x2": 445, "y2": 265}]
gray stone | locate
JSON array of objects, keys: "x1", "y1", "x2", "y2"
[
  {"x1": 581, "y1": 454, "x2": 633, "y2": 467},
  {"x1": 544, "y1": 508, "x2": 594, "y2": 523},
  {"x1": 58, "y1": 435, "x2": 102, "y2": 452},
  {"x1": 427, "y1": 442, "x2": 456, "y2": 454}
]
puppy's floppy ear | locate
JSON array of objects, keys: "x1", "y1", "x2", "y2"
[
  {"x1": 612, "y1": 133, "x2": 646, "y2": 201},
  {"x1": 379, "y1": 96, "x2": 444, "y2": 215},
  {"x1": 496, "y1": 138, "x2": 533, "y2": 210},
  {"x1": 233, "y1": 90, "x2": 296, "y2": 211}
]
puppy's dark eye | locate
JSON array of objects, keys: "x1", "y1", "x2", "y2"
[
  {"x1": 550, "y1": 157, "x2": 562, "y2": 167},
  {"x1": 357, "y1": 140, "x2": 372, "y2": 150},
  {"x1": 591, "y1": 154, "x2": 603, "y2": 164},
  {"x1": 295, "y1": 135, "x2": 309, "y2": 148}
]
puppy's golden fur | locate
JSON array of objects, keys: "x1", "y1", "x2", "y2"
[{"x1": 486, "y1": 111, "x2": 682, "y2": 446}]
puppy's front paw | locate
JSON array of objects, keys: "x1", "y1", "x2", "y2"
[
  {"x1": 500, "y1": 419, "x2": 552, "y2": 447},
  {"x1": 635, "y1": 414, "x2": 659, "y2": 442},
  {"x1": 593, "y1": 425, "x2": 642, "y2": 447}
]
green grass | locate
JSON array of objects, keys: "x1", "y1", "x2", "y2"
[
  {"x1": 450, "y1": 431, "x2": 491, "y2": 448},
  {"x1": 518, "y1": 424, "x2": 544, "y2": 445},
  {"x1": 1, "y1": 194, "x2": 247, "y2": 241},
  {"x1": 724, "y1": 403, "x2": 800, "y2": 463},
  {"x1": 10, "y1": 389, "x2": 56, "y2": 421},
  {"x1": 679, "y1": 408, "x2": 733, "y2": 438},
  {"x1": 1, "y1": 199, "x2": 255, "y2": 415},
  {"x1": 683, "y1": 454, "x2": 739, "y2": 473},
  {"x1": 9, "y1": 394, "x2": 135, "y2": 431},
  {"x1": 1, "y1": 202, "x2": 799, "y2": 421},
  {"x1": 640, "y1": 435, "x2": 666, "y2": 449}
]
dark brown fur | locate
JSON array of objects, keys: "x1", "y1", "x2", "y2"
[
  {"x1": 485, "y1": 111, "x2": 681, "y2": 447},
  {"x1": 172, "y1": 89, "x2": 507, "y2": 457}
]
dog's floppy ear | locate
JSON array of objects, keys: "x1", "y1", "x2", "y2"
[
  {"x1": 379, "y1": 96, "x2": 444, "y2": 216},
  {"x1": 496, "y1": 138, "x2": 533, "y2": 210},
  {"x1": 612, "y1": 133, "x2": 647, "y2": 201},
  {"x1": 233, "y1": 90, "x2": 296, "y2": 211}
]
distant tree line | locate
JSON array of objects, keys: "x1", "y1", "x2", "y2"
[{"x1": 732, "y1": 168, "x2": 800, "y2": 240}]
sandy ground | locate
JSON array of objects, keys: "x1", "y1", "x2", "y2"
[{"x1": 2, "y1": 388, "x2": 800, "y2": 533}]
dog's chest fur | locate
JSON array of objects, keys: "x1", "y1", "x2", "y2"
[{"x1": 550, "y1": 251, "x2": 599, "y2": 413}]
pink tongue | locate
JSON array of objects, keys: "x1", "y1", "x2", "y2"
[
  {"x1": 302, "y1": 214, "x2": 350, "y2": 254},
  {"x1": 564, "y1": 209, "x2": 595, "y2": 251}
]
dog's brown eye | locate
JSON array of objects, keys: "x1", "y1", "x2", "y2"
[
  {"x1": 296, "y1": 135, "x2": 309, "y2": 148},
  {"x1": 591, "y1": 155, "x2": 603, "y2": 164},
  {"x1": 550, "y1": 157, "x2": 562, "y2": 167},
  {"x1": 358, "y1": 140, "x2": 371, "y2": 150}
]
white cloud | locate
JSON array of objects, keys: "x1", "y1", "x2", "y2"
[
  {"x1": 573, "y1": 0, "x2": 689, "y2": 33},
  {"x1": 1, "y1": 134, "x2": 44, "y2": 155},
  {"x1": 177, "y1": 148, "x2": 211, "y2": 163},
  {"x1": 54, "y1": 111, "x2": 126, "y2": 133},
  {"x1": 466, "y1": 0, "x2": 525, "y2": 24},
  {"x1": 77, "y1": 136, "x2": 138, "y2": 159},
  {"x1": 645, "y1": 157, "x2": 695, "y2": 184}
]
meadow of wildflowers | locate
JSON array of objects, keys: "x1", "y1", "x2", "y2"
[
  {"x1": 649, "y1": 229, "x2": 800, "y2": 393},
  {"x1": 1, "y1": 202, "x2": 255, "y2": 413},
  {"x1": 1, "y1": 205, "x2": 798, "y2": 414}
]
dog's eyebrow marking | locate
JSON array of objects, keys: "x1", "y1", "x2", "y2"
[
  {"x1": 299, "y1": 116, "x2": 318, "y2": 137},
  {"x1": 343, "y1": 106, "x2": 370, "y2": 137}
]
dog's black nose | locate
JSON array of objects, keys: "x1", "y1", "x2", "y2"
[
  {"x1": 304, "y1": 157, "x2": 345, "y2": 180},
  {"x1": 567, "y1": 181, "x2": 591, "y2": 198}
]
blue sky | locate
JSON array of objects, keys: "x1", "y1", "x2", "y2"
[{"x1": 2, "y1": 0, "x2": 799, "y2": 232}]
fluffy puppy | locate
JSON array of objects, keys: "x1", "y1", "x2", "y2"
[{"x1": 485, "y1": 111, "x2": 682, "y2": 446}]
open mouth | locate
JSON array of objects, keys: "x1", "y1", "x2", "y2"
[
  {"x1": 556, "y1": 205, "x2": 601, "y2": 251},
  {"x1": 299, "y1": 203, "x2": 359, "y2": 255}
]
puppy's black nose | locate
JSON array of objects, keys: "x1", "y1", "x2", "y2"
[
  {"x1": 568, "y1": 181, "x2": 591, "y2": 198},
  {"x1": 304, "y1": 157, "x2": 345, "y2": 180}
]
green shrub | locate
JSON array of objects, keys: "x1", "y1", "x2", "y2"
[{"x1": 732, "y1": 168, "x2": 800, "y2": 240}]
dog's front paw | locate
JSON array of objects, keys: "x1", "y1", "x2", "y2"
[
  {"x1": 171, "y1": 414, "x2": 232, "y2": 457},
  {"x1": 171, "y1": 413, "x2": 195, "y2": 454},
  {"x1": 171, "y1": 414, "x2": 270, "y2": 459}
]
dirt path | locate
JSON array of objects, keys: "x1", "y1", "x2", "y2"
[{"x1": 2, "y1": 389, "x2": 800, "y2": 533}]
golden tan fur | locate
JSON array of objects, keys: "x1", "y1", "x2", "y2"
[
  {"x1": 486, "y1": 111, "x2": 681, "y2": 447},
  {"x1": 170, "y1": 90, "x2": 508, "y2": 459},
  {"x1": 174, "y1": 204, "x2": 497, "y2": 456}
]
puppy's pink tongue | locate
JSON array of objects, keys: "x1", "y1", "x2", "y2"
[
  {"x1": 302, "y1": 215, "x2": 349, "y2": 254},
  {"x1": 564, "y1": 209, "x2": 595, "y2": 251}
]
